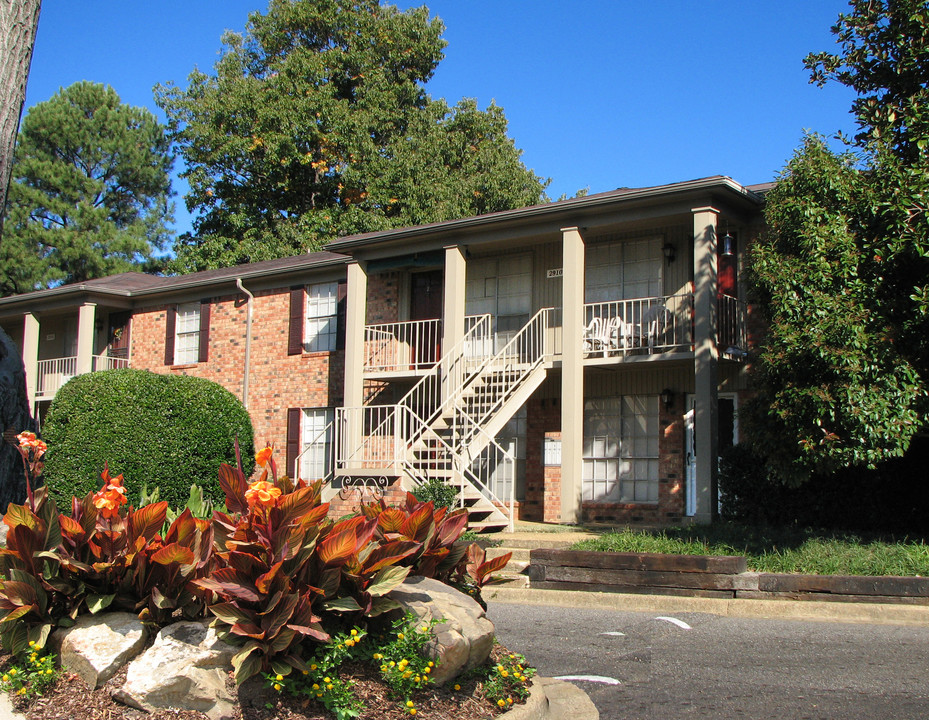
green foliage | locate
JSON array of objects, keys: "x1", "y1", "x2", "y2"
[
  {"x1": 375, "y1": 613, "x2": 440, "y2": 701},
  {"x1": 747, "y1": 1, "x2": 929, "y2": 484},
  {"x1": 0, "y1": 81, "x2": 173, "y2": 295},
  {"x1": 42, "y1": 369, "x2": 254, "y2": 509},
  {"x1": 745, "y1": 134, "x2": 924, "y2": 482},
  {"x1": 155, "y1": 0, "x2": 547, "y2": 272},
  {"x1": 138, "y1": 482, "x2": 220, "y2": 529},
  {"x1": 0, "y1": 643, "x2": 61, "y2": 700},
  {"x1": 475, "y1": 650, "x2": 535, "y2": 710},
  {"x1": 570, "y1": 523, "x2": 929, "y2": 577},
  {"x1": 266, "y1": 626, "x2": 368, "y2": 720},
  {"x1": 411, "y1": 477, "x2": 458, "y2": 511}
]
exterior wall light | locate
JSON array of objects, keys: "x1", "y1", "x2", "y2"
[
  {"x1": 662, "y1": 242, "x2": 676, "y2": 264},
  {"x1": 660, "y1": 387, "x2": 674, "y2": 410}
]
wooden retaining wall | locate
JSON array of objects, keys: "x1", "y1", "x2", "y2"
[{"x1": 527, "y1": 549, "x2": 929, "y2": 604}]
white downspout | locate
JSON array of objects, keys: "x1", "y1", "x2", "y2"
[{"x1": 235, "y1": 278, "x2": 253, "y2": 409}]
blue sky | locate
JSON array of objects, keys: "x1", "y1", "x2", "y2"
[{"x1": 25, "y1": 1, "x2": 859, "y2": 236}]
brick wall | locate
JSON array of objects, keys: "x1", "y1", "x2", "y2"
[
  {"x1": 523, "y1": 397, "x2": 561, "y2": 522},
  {"x1": 130, "y1": 286, "x2": 344, "y2": 454},
  {"x1": 366, "y1": 272, "x2": 401, "y2": 324}
]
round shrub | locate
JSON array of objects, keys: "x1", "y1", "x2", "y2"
[{"x1": 43, "y1": 368, "x2": 254, "y2": 509}]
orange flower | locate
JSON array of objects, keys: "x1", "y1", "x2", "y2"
[
  {"x1": 15, "y1": 432, "x2": 46, "y2": 453},
  {"x1": 245, "y1": 480, "x2": 281, "y2": 510},
  {"x1": 255, "y1": 446, "x2": 273, "y2": 467},
  {"x1": 93, "y1": 473, "x2": 127, "y2": 519}
]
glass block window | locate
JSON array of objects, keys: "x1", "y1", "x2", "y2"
[
  {"x1": 304, "y1": 282, "x2": 339, "y2": 352},
  {"x1": 300, "y1": 408, "x2": 333, "y2": 481},
  {"x1": 174, "y1": 303, "x2": 201, "y2": 364},
  {"x1": 583, "y1": 395, "x2": 659, "y2": 503}
]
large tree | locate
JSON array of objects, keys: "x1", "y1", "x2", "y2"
[
  {"x1": 0, "y1": 0, "x2": 41, "y2": 240},
  {"x1": 0, "y1": 81, "x2": 173, "y2": 294},
  {"x1": 743, "y1": 0, "x2": 929, "y2": 484},
  {"x1": 156, "y1": 0, "x2": 547, "y2": 273}
]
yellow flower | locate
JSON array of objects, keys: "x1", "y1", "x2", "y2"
[
  {"x1": 45, "y1": 669, "x2": 52, "y2": 675},
  {"x1": 373, "y1": 653, "x2": 383, "y2": 660},
  {"x1": 27, "y1": 641, "x2": 35, "y2": 647},
  {"x1": 326, "y1": 684, "x2": 333, "y2": 691},
  {"x1": 345, "y1": 639, "x2": 354, "y2": 647},
  {"x1": 423, "y1": 667, "x2": 430, "y2": 674},
  {"x1": 312, "y1": 684, "x2": 319, "y2": 690},
  {"x1": 323, "y1": 677, "x2": 331, "y2": 683},
  {"x1": 409, "y1": 711, "x2": 417, "y2": 717},
  {"x1": 350, "y1": 629, "x2": 358, "y2": 636},
  {"x1": 397, "y1": 632, "x2": 405, "y2": 640},
  {"x1": 406, "y1": 701, "x2": 415, "y2": 708},
  {"x1": 508, "y1": 697, "x2": 514, "y2": 704},
  {"x1": 302, "y1": 670, "x2": 309, "y2": 676},
  {"x1": 276, "y1": 674, "x2": 283, "y2": 681},
  {"x1": 501, "y1": 670, "x2": 509, "y2": 677},
  {"x1": 498, "y1": 699, "x2": 506, "y2": 707},
  {"x1": 310, "y1": 664, "x2": 317, "y2": 671},
  {"x1": 427, "y1": 661, "x2": 434, "y2": 668},
  {"x1": 273, "y1": 683, "x2": 282, "y2": 692},
  {"x1": 9, "y1": 668, "x2": 16, "y2": 676},
  {"x1": 497, "y1": 664, "x2": 504, "y2": 672},
  {"x1": 2, "y1": 675, "x2": 8, "y2": 682},
  {"x1": 454, "y1": 683, "x2": 461, "y2": 691}
]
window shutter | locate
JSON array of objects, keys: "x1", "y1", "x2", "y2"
[
  {"x1": 164, "y1": 306, "x2": 176, "y2": 365},
  {"x1": 336, "y1": 280, "x2": 348, "y2": 350},
  {"x1": 288, "y1": 286, "x2": 305, "y2": 356},
  {"x1": 286, "y1": 407, "x2": 302, "y2": 478},
  {"x1": 198, "y1": 300, "x2": 211, "y2": 363}
]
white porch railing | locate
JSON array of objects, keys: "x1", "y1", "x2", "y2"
[
  {"x1": 35, "y1": 357, "x2": 77, "y2": 399},
  {"x1": 364, "y1": 318, "x2": 443, "y2": 373},
  {"x1": 583, "y1": 293, "x2": 694, "y2": 356},
  {"x1": 719, "y1": 294, "x2": 748, "y2": 357},
  {"x1": 93, "y1": 354, "x2": 130, "y2": 372},
  {"x1": 36, "y1": 354, "x2": 131, "y2": 400}
]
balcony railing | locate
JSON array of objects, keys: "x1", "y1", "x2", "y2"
[
  {"x1": 719, "y1": 294, "x2": 748, "y2": 358},
  {"x1": 584, "y1": 294, "x2": 694, "y2": 356},
  {"x1": 364, "y1": 318, "x2": 443, "y2": 373},
  {"x1": 35, "y1": 354, "x2": 131, "y2": 399}
]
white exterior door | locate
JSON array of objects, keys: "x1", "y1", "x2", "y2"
[
  {"x1": 684, "y1": 393, "x2": 738, "y2": 517},
  {"x1": 684, "y1": 396, "x2": 697, "y2": 516}
]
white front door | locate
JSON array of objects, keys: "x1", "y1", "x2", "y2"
[
  {"x1": 684, "y1": 396, "x2": 697, "y2": 516},
  {"x1": 684, "y1": 393, "x2": 738, "y2": 517}
]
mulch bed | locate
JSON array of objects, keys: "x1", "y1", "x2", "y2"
[{"x1": 3, "y1": 646, "x2": 518, "y2": 720}]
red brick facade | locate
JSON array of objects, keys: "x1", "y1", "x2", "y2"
[{"x1": 130, "y1": 287, "x2": 343, "y2": 461}]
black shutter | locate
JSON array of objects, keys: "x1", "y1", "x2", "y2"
[
  {"x1": 336, "y1": 280, "x2": 347, "y2": 350},
  {"x1": 288, "y1": 286, "x2": 305, "y2": 356},
  {"x1": 198, "y1": 300, "x2": 211, "y2": 363},
  {"x1": 164, "y1": 306, "x2": 176, "y2": 365},
  {"x1": 286, "y1": 407, "x2": 302, "y2": 478}
]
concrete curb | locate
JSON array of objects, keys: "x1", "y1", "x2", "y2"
[
  {"x1": 0, "y1": 691, "x2": 22, "y2": 720},
  {"x1": 485, "y1": 585, "x2": 929, "y2": 626}
]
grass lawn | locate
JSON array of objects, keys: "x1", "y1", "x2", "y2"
[{"x1": 570, "y1": 523, "x2": 929, "y2": 576}]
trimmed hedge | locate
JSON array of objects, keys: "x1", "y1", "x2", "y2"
[{"x1": 43, "y1": 368, "x2": 254, "y2": 509}]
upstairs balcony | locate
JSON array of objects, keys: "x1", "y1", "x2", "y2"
[
  {"x1": 361, "y1": 293, "x2": 747, "y2": 376},
  {"x1": 35, "y1": 354, "x2": 131, "y2": 401}
]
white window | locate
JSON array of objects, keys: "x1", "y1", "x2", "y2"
[
  {"x1": 586, "y1": 238, "x2": 662, "y2": 302},
  {"x1": 305, "y1": 282, "x2": 338, "y2": 353},
  {"x1": 301, "y1": 408, "x2": 333, "y2": 480},
  {"x1": 174, "y1": 303, "x2": 201, "y2": 365},
  {"x1": 583, "y1": 395, "x2": 659, "y2": 503}
]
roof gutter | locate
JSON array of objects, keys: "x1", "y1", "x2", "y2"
[{"x1": 235, "y1": 278, "x2": 253, "y2": 410}]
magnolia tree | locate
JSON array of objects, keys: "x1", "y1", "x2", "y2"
[{"x1": 743, "y1": 0, "x2": 929, "y2": 484}]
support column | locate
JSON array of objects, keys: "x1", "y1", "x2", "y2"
[
  {"x1": 560, "y1": 226, "x2": 585, "y2": 524},
  {"x1": 76, "y1": 303, "x2": 97, "y2": 376},
  {"x1": 343, "y1": 261, "x2": 368, "y2": 469},
  {"x1": 22, "y1": 314, "x2": 39, "y2": 413},
  {"x1": 442, "y1": 245, "x2": 466, "y2": 355},
  {"x1": 692, "y1": 207, "x2": 719, "y2": 524}
]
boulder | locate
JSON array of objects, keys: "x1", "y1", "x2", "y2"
[
  {"x1": 388, "y1": 576, "x2": 495, "y2": 685},
  {"x1": 51, "y1": 611, "x2": 147, "y2": 688},
  {"x1": 113, "y1": 619, "x2": 237, "y2": 720}
]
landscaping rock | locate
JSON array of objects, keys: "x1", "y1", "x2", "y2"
[
  {"x1": 388, "y1": 576, "x2": 495, "y2": 685},
  {"x1": 113, "y1": 619, "x2": 237, "y2": 720},
  {"x1": 51, "y1": 611, "x2": 147, "y2": 688}
]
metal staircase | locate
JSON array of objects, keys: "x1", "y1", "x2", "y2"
[{"x1": 336, "y1": 309, "x2": 554, "y2": 532}]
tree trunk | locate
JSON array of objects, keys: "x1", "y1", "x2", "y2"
[{"x1": 0, "y1": 0, "x2": 42, "y2": 240}]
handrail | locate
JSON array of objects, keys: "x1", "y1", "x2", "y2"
[
  {"x1": 292, "y1": 419, "x2": 336, "y2": 482},
  {"x1": 364, "y1": 318, "x2": 443, "y2": 372},
  {"x1": 583, "y1": 293, "x2": 693, "y2": 355}
]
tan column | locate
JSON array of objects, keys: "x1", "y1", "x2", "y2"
[
  {"x1": 560, "y1": 226, "x2": 585, "y2": 524},
  {"x1": 343, "y1": 261, "x2": 368, "y2": 469},
  {"x1": 76, "y1": 303, "x2": 97, "y2": 376},
  {"x1": 22, "y1": 313, "x2": 39, "y2": 412},
  {"x1": 692, "y1": 207, "x2": 719, "y2": 524},
  {"x1": 442, "y1": 245, "x2": 466, "y2": 355}
]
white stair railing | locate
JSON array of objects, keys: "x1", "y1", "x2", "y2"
[
  {"x1": 364, "y1": 318, "x2": 443, "y2": 372},
  {"x1": 35, "y1": 357, "x2": 77, "y2": 398}
]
